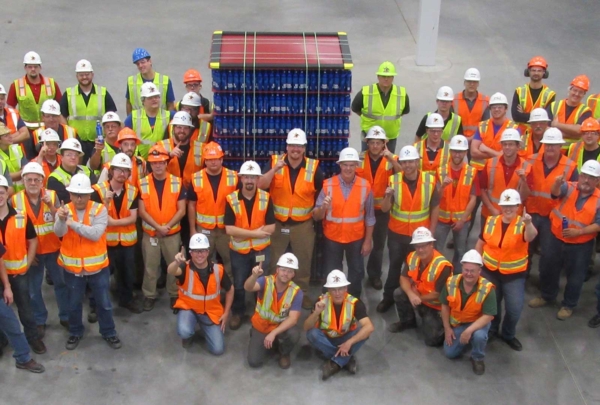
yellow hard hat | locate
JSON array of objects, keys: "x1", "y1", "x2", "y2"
[{"x1": 376, "y1": 61, "x2": 397, "y2": 77}]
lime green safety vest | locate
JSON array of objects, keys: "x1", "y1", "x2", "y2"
[
  {"x1": 48, "y1": 165, "x2": 92, "y2": 187},
  {"x1": 66, "y1": 85, "x2": 107, "y2": 142},
  {"x1": 131, "y1": 109, "x2": 169, "y2": 158},
  {"x1": 422, "y1": 112, "x2": 462, "y2": 142},
  {"x1": 361, "y1": 84, "x2": 406, "y2": 140},
  {"x1": 0, "y1": 145, "x2": 24, "y2": 191},
  {"x1": 587, "y1": 93, "x2": 600, "y2": 119},
  {"x1": 13, "y1": 76, "x2": 56, "y2": 126},
  {"x1": 127, "y1": 73, "x2": 169, "y2": 111}
]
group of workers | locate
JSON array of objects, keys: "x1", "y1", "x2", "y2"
[{"x1": 0, "y1": 49, "x2": 599, "y2": 379}]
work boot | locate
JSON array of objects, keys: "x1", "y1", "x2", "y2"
[
  {"x1": 182, "y1": 338, "x2": 193, "y2": 348},
  {"x1": 501, "y1": 336, "x2": 523, "y2": 351},
  {"x1": 66, "y1": 336, "x2": 82, "y2": 350},
  {"x1": 104, "y1": 336, "x2": 122, "y2": 349},
  {"x1": 143, "y1": 298, "x2": 155, "y2": 312},
  {"x1": 37, "y1": 325, "x2": 46, "y2": 340},
  {"x1": 60, "y1": 320, "x2": 69, "y2": 329},
  {"x1": 16, "y1": 359, "x2": 45, "y2": 373},
  {"x1": 346, "y1": 356, "x2": 358, "y2": 374},
  {"x1": 557, "y1": 307, "x2": 573, "y2": 320},
  {"x1": 322, "y1": 360, "x2": 341, "y2": 381},
  {"x1": 470, "y1": 358, "x2": 485, "y2": 375},
  {"x1": 278, "y1": 354, "x2": 291, "y2": 369},
  {"x1": 120, "y1": 299, "x2": 143, "y2": 314},
  {"x1": 369, "y1": 277, "x2": 383, "y2": 290},
  {"x1": 388, "y1": 320, "x2": 417, "y2": 333},
  {"x1": 29, "y1": 339, "x2": 46, "y2": 355},
  {"x1": 88, "y1": 308, "x2": 98, "y2": 323},
  {"x1": 302, "y1": 295, "x2": 313, "y2": 310},
  {"x1": 528, "y1": 297, "x2": 549, "y2": 308},
  {"x1": 376, "y1": 298, "x2": 394, "y2": 313},
  {"x1": 229, "y1": 314, "x2": 242, "y2": 330},
  {"x1": 588, "y1": 314, "x2": 600, "y2": 328}
]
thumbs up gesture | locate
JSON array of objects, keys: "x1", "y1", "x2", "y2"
[
  {"x1": 57, "y1": 200, "x2": 68, "y2": 221},
  {"x1": 41, "y1": 189, "x2": 52, "y2": 206}
]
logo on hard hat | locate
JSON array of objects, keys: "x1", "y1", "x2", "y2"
[
  {"x1": 195, "y1": 236, "x2": 202, "y2": 243},
  {"x1": 49, "y1": 104, "x2": 57, "y2": 111},
  {"x1": 286, "y1": 257, "x2": 294, "y2": 264},
  {"x1": 456, "y1": 139, "x2": 463, "y2": 144},
  {"x1": 403, "y1": 149, "x2": 412, "y2": 156},
  {"x1": 373, "y1": 129, "x2": 381, "y2": 135},
  {"x1": 333, "y1": 275, "x2": 341, "y2": 283},
  {"x1": 187, "y1": 95, "x2": 194, "y2": 100},
  {"x1": 151, "y1": 150, "x2": 160, "y2": 156},
  {"x1": 81, "y1": 63, "x2": 86, "y2": 67},
  {"x1": 73, "y1": 141, "x2": 80, "y2": 148},
  {"x1": 434, "y1": 117, "x2": 439, "y2": 122},
  {"x1": 245, "y1": 164, "x2": 254, "y2": 171},
  {"x1": 444, "y1": 92, "x2": 449, "y2": 97},
  {"x1": 504, "y1": 194, "x2": 511, "y2": 202},
  {"x1": 293, "y1": 132, "x2": 299, "y2": 138},
  {"x1": 120, "y1": 157, "x2": 127, "y2": 164},
  {"x1": 106, "y1": 113, "x2": 113, "y2": 119},
  {"x1": 383, "y1": 67, "x2": 389, "y2": 73},
  {"x1": 149, "y1": 86, "x2": 156, "y2": 92},
  {"x1": 30, "y1": 55, "x2": 36, "y2": 61}
]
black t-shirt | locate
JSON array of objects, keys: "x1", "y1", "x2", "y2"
[
  {"x1": 223, "y1": 191, "x2": 276, "y2": 226},
  {"x1": 176, "y1": 261, "x2": 232, "y2": 291},
  {"x1": 0, "y1": 242, "x2": 5, "y2": 257},
  {"x1": 401, "y1": 261, "x2": 453, "y2": 292},
  {"x1": 46, "y1": 166, "x2": 98, "y2": 204},
  {"x1": 187, "y1": 171, "x2": 242, "y2": 202},
  {"x1": 91, "y1": 184, "x2": 139, "y2": 214},
  {"x1": 545, "y1": 103, "x2": 592, "y2": 124},
  {"x1": 332, "y1": 298, "x2": 367, "y2": 323},
  {"x1": 151, "y1": 177, "x2": 186, "y2": 210},
  {"x1": 177, "y1": 144, "x2": 191, "y2": 174},
  {"x1": 0, "y1": 206, "x2": 37, "y2": 241},
  {"x1": 511, "y1": 87, "x2": 556, "y2": 123},
  {"x1": 369, "y1": 155, "x2": 383, "y2": 179},
  {"x1": 582, "y1": 148, "x2": 600, "y2": 164}
]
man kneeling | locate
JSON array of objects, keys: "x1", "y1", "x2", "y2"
[{"x1": 167, "y1": 233, "x2": 233, "y2": 355}]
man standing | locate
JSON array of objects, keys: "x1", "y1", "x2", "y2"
[
  {"x1": 138, "y1": 144, "x2": 186, "y2": 312},
  {"x1": 60, "y1": 60, "x2": 117, "y2": 160},
  {"x1": 31, "y1": 100, "x2": 78, "y2": 158},
  {"x1": 167, "y1": 233, "x2": 233, "y2": 355},
  {"x1": 258, "y1": 128, "x2": 323, "y2": 309},
  {"x1": 88, "y1": 112, "x2": 122, "y2": 173},
  {"x1": 126, "y1": 48, "x2": 174, "y2": 114},
  {"x1": 304, "y1": 270, "x2": 374, "y2": 380},
  {"x1": 441, "y1": 250, "x2": 496, "y2": 375},
  {"x1": 414, "y1": 113, "x2": 451, "y2": 174},
  {"x1": 159, "y1": 111, "x2": 203, "y2": 186},
  {"x1": 389, "y1": 227, "x2": 453, "y2": 347},
  {"x1": 0, "y1": 122, "x2": 28, "y2": 192},
  {"x1": 0, "y1": 83, "x2": 29, "y2": 148},
  {"x1": 47, "y1": 138, "x2": 95, "y2": 204},
  {"x1": 378, "y1": 145, "x2": 439, "y2": 313},
  {"x1": 519, "y1": 108, "x2": 550, "y2": 158},
  {"x1": 245, "y1": 253, "x2": 302, "y2": 369},
  {"x1": 178, "y1": 92, "x2": 212, "y2": 143},
  {"x1": 414, "y1": 87, "x2": 463, "y2": 142},
  {"x1": 97, "y1": 128, "x2": 146, "y2": 185},
  {"x1": 34, "y1": 129, "x2": 62, "y2": 181},
  {"x1": 225, "y1": 161, "x2": 275, "y2": 330},
  {"x1": 313, "y1": 147, "x2": 374, "y2": 299},
  {"x1": 7, "y1": 51, "x2": 62, "y2": 131},
  {"x1": 567, "y1": 117, "x2": 600, "y2": 170},
  {"x1": 54, "y1": 173, "x2": 121, "y2": 350},
  {"x1": 355, "y1": 126, "x2": 400, "y2": 290},
  {"x1": 180, "y1": 69, "x2": 213, "y2": 122},
  {"x1": 453, "y1": 68, "x2": 489, "y2": 140},
  {"x1": 351, "y1": 61, "x2": 409, "y2": 152}
]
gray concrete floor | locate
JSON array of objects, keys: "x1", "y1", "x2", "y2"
[{"x1": 1, "y1": 0, "x2": 600, "y2": 404}]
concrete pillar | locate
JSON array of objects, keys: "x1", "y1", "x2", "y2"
[{"x1": 415, "y1": 0, "x2": 441, "y2": 66}]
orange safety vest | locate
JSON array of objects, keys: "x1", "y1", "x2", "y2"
[
  {"x1": 32, "y1": 124, "x2": 77, "y2": 148},
  {"x1": 587, "y1": 93, "x2": 600, "y2": 119},
  {"x1": 446, "y1": 274, "x2": 494, "y2": 327},
  {"x1": 567, "y1": 141, "x2": 600, "y2": 171},
  {"x1": 40, "y1": 155, "x2": 61, "y2": 182},
  {"x1": 356, "y1": 153, "x2": 397, "y2": 210},
  {"x1": 159, "y1": 138, "x2": 203, "y2": 186},
  {"x1": 550, "y1": 182, "x2": 600, "y2": 244},
  {"x1": 518, "y1": 130, "x2": 545, "y2": 158},
  {"x1": 169, "y1": 121, "x2": 212, "y2": 144},
  {"x1": 388, "y1": 171, "x2": 435, "y2": 236},
  {"x1": 269, "y1": 155, "x2": 318, "y2": 222},
  {"x1": 11, "y1": 190, "x2": 61, "y2": 255},
  {"x1": 482, "y1": 156, "x2": 530, "y2": 217},
  {"x1": 415, "y1": 139, "x2": 450, "y2": 174},
  {"x1": 139, "y1": 174, "x2": 182, "y2": 236},
  {"x1": 525, "y1": 153, "x2": 577, "y2": 216},
  {"x1": 322, "y1": 175, "x2": 371, "y2": 243},
  {"x1": 437, "y1": 162, "x2": 476, "y2": 223},
  {"x1": 191, "y1": 168, "x2": 238, "y2": 229},
  {"x1": 481, "y1": 215, "x2": 528, "y2": 274},
  {"x1": 2, "y1": 107, "x2": 21, "y2": 133},
  {"x1": 406, "y1": 250, "x2": 453, "y2": 310},
  {"x1": 0, "y1": 211, "x2": 29, "y2": 275},
  {"x1": 226, "y1": 189, "x2": 271, "y2": 253},
  {"x1": 251, "y1": 275, "x2": 300, "y2": 334},
  {"x1": 550, "y1": 100, "x2": 592, "y2": 147},
  {"x1": 515, "y1": 84, "x2": 555, "y2": 133},
  {"x1": 452, "y1": 92, "x2": 489, "y2": 138},
  {"x1": 93, "y1": 181, "x2": 138, "y2": 246},
  {"x1": 470, "y1": 119, "x2": 519, "y2": 170},
  {"x1": 58, "y1": 201, "x2": 108, "y2": 274},
  {"x1": 174, "y1": 262, "x2": 224, "y2": 324},
  {"x1": 102, "y1": 156, "x2": 146, "y2": 187},
  {"x1": 316, "y1": 292, "x2": 358, "y2": 338}
]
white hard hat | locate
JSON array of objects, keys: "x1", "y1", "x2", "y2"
[
  {"x1": 436, "y1": 86, "x2": 454, "y2": 101},
  {"x1": 59, "y1": 138, "x2": 84, "y2": 155},
  {"x1": 75, "y1": 59, "x2": 93, "y2": 73},
  {"x1": 239, "y1": 160, "x2": 262, "y2": 176},
  {"x1": 336, "y1": 147, "x2": 361, "y2": 164},
  {"x1": 500, "y1": 128, "x2": 521, "y2": 143},
  {"x1": 399, "y1": 145, "x2": 420, "y2": 161},
  {"x1": 0, "y1": 84, "x2": 6, "y2": 95},
  {"x1": 40, "y1": 99, "x2": 61, "y2": 115},
  {"x1": 365, "y1": 126, "x2": 387, "y2": 141},
  {"x1": 171, "y1": 111, "x2": 194, "y2": 127},
  {"x1": 489, "y1": 92, "x2": 508, "y2": 105},
  {"x1": 410, "y1": 226, "x2": 436, "y2": 244},
  {"x1": 101, "y1": 112, "x2": 121, "y2": 124},
  {"x1": 461, "y1": 249, "x2": 483, "y2": 266},
  {"x1": 40, "y1": 128, "x2": 60, "y2": 143},
  {"x1": 110, "y1": 153, "x2": 132, "y2": 170},
  {"x1": 140, "y1": 82, "x2": 161, "y2": 98},
  {"x1": 540, "y1": 127, "x2": 565, "y2": 144},
  {"x1": 498, "y1": 188, "x2": 522, "y2": 206},
  {"x1": 580, "y1": 160, "x2": 600, "y2": 177},
  {"x1": 464, "y1": 68, "x2": 481, "y2": 81},
  {"x1": 23, "y1": 51, "x2": 41, "y2": 65},
  {"x1": 286, "y1": 128, "x2": 307, "y2": 145},
  {"x1": 189, "y1": 233, "x2": 210, "y2": 250},
  {"x1": 21, "y1": 162, "x2": 45, "y2": 178},
  {"x1": 528, "y1": 108, "x2": 551, "y2": 123},
  {"x1": 276, "y1": 252, "x2": 299, "y2": 270},
  {"x1": 426, "y1": 113, "x2": 445, "y2": 128},
  {"x1": 323, "y1": 269, "x2": 351, "y2": 288},
  {"x1": 180, "y1": 92, "x2": 202, "y2": 107},
  {"x1": 66, "y1": 173, "x2": 94, "y2": 194},
  {"x1": 0, "y1": 175, "x2": 8, "y2": 188},
  {"x1": 449, "y1": 135, "x2": 469, "y2": 151}
]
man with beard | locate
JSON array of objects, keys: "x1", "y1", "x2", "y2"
[
  {"x1": 178, "y1": 91, "x2": 212, "y2": 143},
  {"x1": 567, "y1": 118, "x2": 600, "y2": 170},
  {"x1": 414, "y1": 113, "x2": 451, "y2": 174},
  {"x1": 159, "y1": 111, "x2": 203, "y2": 186},
  {"x1": 97, "y1": 128, "x2": 146, "y2": 185},
  {"x1": 126, "y1": 48, "x2": 175, "y2": 114},
  {"x1": 453, "y1": 68, "x2": 490, "y2": 140}
]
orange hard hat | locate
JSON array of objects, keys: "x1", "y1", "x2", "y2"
[
  {"x1": 571, "y1": 75, "x2": 590, "y2": 92},
  {"x1": 527, "y1": 56, "x2": 548, "y2": 69},
  {"x1": 147, "y1": 144, "x2": 170, "y2": 162},
  {"x1": 581, "y1": 117, "x2": 600, "y2": 133},
  {"x1": 115, "y1": 127, "x2": 141, "y2": 147},
  {"x1": 202, "y1": 141, "x2": 224, "y2": 159},
  {"x1": 183, "y1": 69, "x2": 202, "y2": 83}
]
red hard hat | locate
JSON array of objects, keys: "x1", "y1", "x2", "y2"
[
  {"x1": 202, "y1": 141, "x2": 224, "y2": 159},
  {"x1": 581, "y1": 117, "x2": 600, "y2": 133},
  {"x1": 527, "y1": 56, "x2": 548, "y2": 70},
  {"x1": 183, "y1": 69, "x2": 202, "y2": 83},
  {"x1": 571, "y1": 74, "x2": 590, "y2": 92}
]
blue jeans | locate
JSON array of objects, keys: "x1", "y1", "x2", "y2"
[
  {"x1": 177, "y1": 310, "x2": 224, "y2": 355},
  {"x1": 0, "y1": 298, "x2": 31, "y2": 364},
  {"x1": 444, "y1": 322, "x2": 491, "y2": 361},
  {"x1": 64, "y1": 268, "x2": 117, "y2": 338},
  {"x1": 527, "y1": 214, "x2": 551, "y2": 275},
  {"x1": 306, "y1": 327, "x2": 367, "y2": 367},
  {"x1": 1, "y1": 273, "x2": 39, "y2": 342},
  {"x1": 384, "y1": 230, "x2": 414, "y2": 300},
  {"x1": 481, "y1": 268, "x2": 525, "y2": 340},
  {"x1": 28, "y1": 251, "x2": 69, "y2": 325},
  {"x1": 230, "y1": 247, "x2": 271, "y2": 316},
  {"x1": 434, "y1": 220, "x2": 471, "y2": 273},
  {"x1": 108, "y1": 245, "x2": 136, "y2": 306},
  {"x1": 322, "y1": 237, "x2": 365, "y2": 298}
]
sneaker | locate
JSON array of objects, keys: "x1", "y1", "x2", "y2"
[
  {"x1": 302, "y1": 296, "x2": 314, "y2": 310},
  {"x1": 30, "y1": 339, "x2": 46, "y2": 355},
  {"x1": 376, "y1": 298, "x2": 394, "y2": 313},
  {"x1": 104, "y1": 336, "x2": 122, "y2": 349},
  {"x1": 16, "y1": 359, "x2": 45, "y2": 373},
  {"x1": 588, "y1": 314, "x2": 600, "y2": 328},
  {"x1": 37, "y1": 325, "x2": 46, "y2": 340},
  {"x1": 346, "y1": 356, "x2": 357, "y2": 374},
  {"x1": 369, "y1": 277, "x2": 383, "y2": 290},
  {"x1": 557, "y1": 307, "x2": 573, "y2": 320},
  {"x1": 278, "y1": 354, "x2": 291, "y2": 369},
  {"x1": 88, "y1": 308, "x2": 98, "y2": 324},
  {"x1": 182, "y1": 338, "x2": 193, "y2": 348},
  {"x1": 143, "y1": 298, "x2": 156, "y2": 312},
  {"x1": 528, "y1": 297, "x2": 549, "y2": 308},
  {"x1": 470, "y1": 357, "x2": 485, "y2": 375},
  {"x1": 388, "y1": 321, "x2": 417, "y2": 333},
  {"x1": 66, "y1": 336, "x2": 81, "y2": 350},
  {"x1": 322, "y1": 360, "x2": 341, "y2": 381},
  {"x1": 229, "y1": 314, "x2": 242, "y2": 330}
]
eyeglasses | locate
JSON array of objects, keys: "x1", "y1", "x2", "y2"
[
  {"x1": 190, "y1": 249, "x2": 209, "y2": 254},
  {"x1": 63, "y1": 152, "x2": 80, "y2": 158},
  {"x1": 185, "y1": 83, "x2": 202, "y2": 89},
  {"x1": 113, "y1": 167, "x2": 131, "y2": 174},
  {"x1": 277, "y1": 267, "x2": 295, "y2": 274},
  {"x1": 24, "y1": 178, "x2": 42, "y2": 184}
]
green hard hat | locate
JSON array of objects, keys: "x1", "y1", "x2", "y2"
[{"x1": 376, "y1": 61, "x2": 397, "y2": 76}]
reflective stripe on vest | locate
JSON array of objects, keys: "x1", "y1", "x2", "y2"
[
  {"x1": 15, "y1": 76, "x2": 54, "y2": 125},
  {"x1": 390, "y1": 172, "x2": 433, "y2": 223},
  {"x1": 324, "y1": 180, "x2": 367, "y2": 224},
  {"x1": 193, "y1": 169, "x2": 237, "y2": 228},
  {"x1": 271, "y1": 155, "x2": 317, "y2": 220},
  {"x1": 128, "y1": 73, "x2": 169, "y2": 110},
  {"x1": 588, "y1": 94, "x2": 600, "y2": 119},
  {"x1": 228, "y1": 190, "x2": 270, "y2": 251},
  {"x1": 2, "y1": 213, "x2": 28, "y2": 274},
  {"x1": 438, "y1": 163, "x2": 475, "y2": 222},
  {"x1": 179, "y1": 264, "x2": 221, "y2": 300},
  {"x1": 319, "y1": 293, "x2": 358, "y2": 338},
  {"x1": 447, "y1": 275, "x2": 493, "y2": 327},
  {"x1": 254, "y1": 275, "x2": 300, "y2": 324}
]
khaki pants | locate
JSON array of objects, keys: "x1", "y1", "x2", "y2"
[
  {"x1": 141, "y1": 232, "x2": 181, "y2": 299},
  {"x1": 268, "y1": 219, "x2": 315, "y2": 292},
  {"x1": 195, "y1": 225, "x2": 233, "y2": 281}
]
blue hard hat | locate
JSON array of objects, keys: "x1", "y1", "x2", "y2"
[{"x1": 132, "y1": 48, "x2": 151, "y2": 64}]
